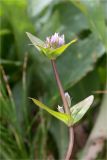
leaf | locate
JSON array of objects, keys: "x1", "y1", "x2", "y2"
[
  {"x1": 70, "y1": 0, "x2": 107, "y2": 49},
  {"x1": 1, "y1": 0, "x2": 34, "y2": 58},
  {"x1": 36, "y1": 38, "x2": 77, "y2": 59},
  {"x1": 70, "y1": 95, "x2": 94, "y2": 124},
  {"x1": 35, "y1": 45, "x2": 50, "y2": 56},
  {"x1": 28, "y1": 0, "x2": 53, "y2": 17},
  {"x1": 30, "y1": 98, "x2": 73, "y2": 126},
  {"x1": 26, "y1": 32, "x2": 45, "y2": 51},
  {"x1": 0, "y1": 29, "x2": 11, "y2": 36},
  {"x1": 48, "y1": 38, "x2": 77, "y2": 59}
]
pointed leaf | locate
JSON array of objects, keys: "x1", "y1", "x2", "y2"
[
  {"x1": 51, "y1": 38, "x2": 77, "y2": 58},
  {"x1": 30, "y1": 98, "x2": 73, "y2": 126},
  {"x1": 26, "y1": 32, "x2": 45, "y2": 51},
  {"x1": 70, "y1": 95, "x2": 94, "y2": 124},
  {"x1": 36, "y1": 45, "x2": 51, "y2": 56},
  {"x1": 37, "y1": 39, "x2": 77, "y2": 59}
]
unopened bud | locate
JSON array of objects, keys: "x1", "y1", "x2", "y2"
[
  {"x1": 65, "y1": 92, "x2": 71, "y2": 107},
  {"x1": 57, "y1": 105, "x2": 64, "y2": 113}
]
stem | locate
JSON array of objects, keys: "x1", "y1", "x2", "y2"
[
  {"x1": 65, "y1": 127, "x2": 74, "y2": 160},
  {"x1": 51, "y1": 60, "x2": 74, "y2": 160},
  {"x1": 51, "y1": 60, "x2": 70, "y2": 114}
]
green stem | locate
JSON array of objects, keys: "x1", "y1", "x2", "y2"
[{"x1": 51, "y1": 59, "x2": 74, "y2": 160}]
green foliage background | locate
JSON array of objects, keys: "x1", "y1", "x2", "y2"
[{"x1": 0, "y1": 0, "x2": 106, "y2": 159}]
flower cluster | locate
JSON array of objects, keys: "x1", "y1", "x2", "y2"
[
  {"x1": 26, "y1": 32, "x2": 77, "y2": 59},
  {"x1": 45, "y1": 33, "x2": 65, "y2": 49}
]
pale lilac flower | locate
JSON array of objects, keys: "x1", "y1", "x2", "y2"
[
  {"x1": 57, "y1": 105, "x2": 64, "y2": 113},
  {"x1": 45, "y1": 32, "x2": 65, "y2": 49},
  {"x1": 46, "y1": 37, "x2": 50, "y2": 43},
  {"x1": 58, "y1": 35, "x2": 65, "y2": 47}
]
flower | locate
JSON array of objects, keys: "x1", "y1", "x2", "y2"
[
  {"x1": 26, "y1": 32, "x2": 77, "y2": 59},
  {"x1": 45, "y1": 33, "x2": 65, "y2": 49},
  {"x1": 57, "y1": 105, "x2": 64, "y2": 113}
]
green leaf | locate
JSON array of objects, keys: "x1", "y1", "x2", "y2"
[
  {"x1": 0, "y1": 29, "x2": 11, "y2": 36},
  {"x1": 26, "y1": 32, "x2": 45, "y2": 51},
  {"x1": 36, "y1": 39, "x2": 77, "y2": 59},
  {"x1": 70, "y1": 95, "x2": 94, "y2": 124},
  {"x1": 35, "y1": 45, "x2": 50, "y2": 56},
  {"x1": 30, "y1": 98, "x2": 73, "y2": 126},
  {"x1": 70, "y1": 0, "x2": 107, "y2": 49},
  {"x1": 47, "y1": 38, "x2": 77, "y2": 59},
  {"x1": 1, "y1": 0, "x2": 34, "y2": 59},
  {"x1": 27, "y1": 0, "x2": 53, "y2": 17}
]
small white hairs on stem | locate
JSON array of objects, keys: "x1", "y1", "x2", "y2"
[
  {"x1": 57, "y1": 105, "x2": 64, "y2": 113},
  {"x1": 65, "y1": 92, "x2": 71, "y2": 107}
]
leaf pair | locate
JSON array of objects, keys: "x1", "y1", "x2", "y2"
[
  {"x1": 30, "y1": 95, "x2": 94, "y2": 127},
  {"x1": 26, "y1": 32, "x2": 77, "y2": 59}
]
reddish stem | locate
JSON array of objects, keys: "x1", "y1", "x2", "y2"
[
  {"x1": 51, "y1": 60, "x2": 70, "y2": 114},
  {"x1": 51, "y1": 60, "x2": 74, "y2": 160}
]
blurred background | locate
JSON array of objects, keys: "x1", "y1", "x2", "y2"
[{"x1": 0, "y1": 0, "x2": 107, "y2": 159}]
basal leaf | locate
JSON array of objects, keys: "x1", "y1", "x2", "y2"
[
  {"x1": 70, "y1": 95, "x2": 94, "y2": 124},
  {"x1": 30, "y1": 98, "x2": 73, "y2": 126}
]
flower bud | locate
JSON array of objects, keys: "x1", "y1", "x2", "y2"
[
  {"x1": 65, "y1": 92, "x2": 71, "y2": 107},
  {"x1": 57, "y1": 105, "x2": 64, "y2": 113}
]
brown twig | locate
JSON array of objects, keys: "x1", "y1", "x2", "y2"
[
  {"x1": 93, "y1": 90, "x2": 107, "y2": 94},
  {"x1": 22, "y1": 52, "x2": 28, "y2": 125},
  {"x1": 22, "y1": 52, "x2": 28, "y2": 93},
  {"x1": 51, "y1": 60, "x2": 74, "y2": 160},
  {"x1": 0, "y1": 65, "x2": 15, "y2": 109},
  {"x1": 0, "y1": 78, "x2": 3, "y2": 97},
  {"x1": 0, "y1": 65, "x2": 12, "y2": 98}
]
